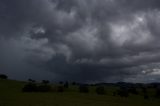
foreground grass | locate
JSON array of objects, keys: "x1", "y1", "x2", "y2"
[{"x1": 0, "y1": 79, "x2": 160, "y2": 106}]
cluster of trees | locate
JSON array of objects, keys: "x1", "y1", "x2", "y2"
[
  {"x1": 114, "y1": 86, "x2": 139, "y2": 97},
  {"x1": 155, "y1": 86, "x2": 160, "y2": 98},
  {"x1": 22, "y1": 80, "x2": 106, "y2": 95},
  {"x1": 23, "y1": 80, "x2": 71, "y2": 92},
  {"x1": 22, "y1": 79, "x2": 51, "y2": 92},
  {"x1": 0, "y1": 74, "x2": 8, "y2": 79},
  {"x1": 95, "y1": 86, "x2": 106, "y2": 95},
  {"x1": 78, "y1": 85, "x2": 106, "y2": 95},
  {"x1": 113, "y1": 84, "x2": 160, "y2": 99},
  {"x1": 79, "y1": 85, "x2": 89, "y2": 93}
]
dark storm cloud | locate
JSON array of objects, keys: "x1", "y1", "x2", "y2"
[{"x1": 1, "y1": 0, "x2": 160, "y2": 83}]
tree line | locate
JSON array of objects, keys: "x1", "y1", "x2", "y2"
[
  {"x1": 0, "y1": 74, "x2": 160, "y2": 99},
  {"x1": 22, "y1": 79, "x2": 160, "y2": 99}
]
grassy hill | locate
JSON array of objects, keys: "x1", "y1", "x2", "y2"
[{"x1": 0, "y1": 79, "x2": 160, "y2": 106}]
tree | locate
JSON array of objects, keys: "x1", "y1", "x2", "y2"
[
  {"x1": 96, "y1": 86, "x2": 106, "y2": 95},
  {"x1": 113, "y1": 91, "x2": 116, "y2": 96},
  {"x1": 23, "y1": 79, "x2": 51, "y2": 92},
  {"x1": 79, "y1": 85, "x2": 89, "y2": 93},
  {"x1": 22, "y1": 83, "x2": 38, "y2": 92},
  {"x1": 141, "y1": 87, "x2": 149, "y2": 99},
  {"x1": 59, "y1": 81, "x2": 63, "y2": 84},
  {"x1": 144, "y1": 94, "x2": 149, "y2": 100},
  {"x1": 35, "y1": 80, "x2": 51, "y2": 92},
  {"x1": 38, "y1": 85, "x2": 51, "y2": 92},
  {"x1": 128, "y1": 87, "x2": 139, "y2": 95},
  {"x1": 117, "y1": 87, "x2": 129, "y2": 97},
  {"x1": 64, "y1": 81, "x2": 69, "y2": 88},
  {"x1": 155, "y1": 86, "x2": 160, "y2": 98},
  {"x1": 28, "y1": 79, "x2": 36, "y2": 83},
  {"x1": 141, "y1": 87, "x2": 147, "y2": 94},
  {"x1": 0, "y1": 74, "x2": 8, "y2": 79},
  {"x1": 72, "y1": 82, "x2": 76, "y2": 85},
  {"x1": 42, "y1": 80, "x2": 50, "y2": 85},
  {"x1": 57, "y1": 86, "x2": 64, "y2": 92}
]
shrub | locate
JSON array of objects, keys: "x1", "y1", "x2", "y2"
[
  {"x1": 117, "y1": 87, "x2": 129, "y2": 97},
  {"x1": 0, "y1": 74, "x2": 8, "y2": 79},
  {"x1": 128, "y1": 87, "x2": 139, "y2": 95},
  {"x1": 59, "y1": 81, "x2": 63, "y2": 84},
  {"x1": 57, "y1": 86, "x2": 64, "y2": 92},
  {"x1": 96, "y1": 86, "x2": 106, "y2": 95},
  {"x1": 144, "y1": 94, "x2": 149, "y2": 99},
  {"x1": 22, "y1": 83, "x2": 38, "y2": 92},
  {"x1": 141, "y1": 87, "x2": 150, "y2": 99},
  {"x1": 141, "y1": 87, "x2": 147, "y2": 94},
  {"x1": 28, "y1": 79, "x2": 36, "y2": 83},
  {"x1": 64, "y1": 81, "x2": 69, "y2": 88},
  {"x1": 79, "y1": 85, "x2": 89, "y2": 93},
  {"x1": 155, "y1": 87, "x2": 160, "y2": 98},
  {"x1": 42, "y1": 80, "x2": 50, "y2": 85},
  {"x1": 113, "y1": 92, "x2": 116, "y2": 96},
  {"x1": 72, "y1": 82, "x2": 76, "y2": 85},
  {"x1": 37, "y1": 85, "x2": 51, "y2": 92}
]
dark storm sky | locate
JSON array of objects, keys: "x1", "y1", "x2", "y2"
[{"x1": 1, "y1": 0, "x2": 160, "y2": 83}]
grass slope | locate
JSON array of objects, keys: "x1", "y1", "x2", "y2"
[{"x1": 0, "y1": 79, "x2": 160, "y2": 106}]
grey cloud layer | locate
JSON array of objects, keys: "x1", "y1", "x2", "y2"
[{"x1": 1, "y1": 0, "x2": 160, "y2": 82}]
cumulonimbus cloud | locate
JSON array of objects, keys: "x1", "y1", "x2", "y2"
[{"x1": 1, "y1": 0, "x2": 160, "y2": 83}]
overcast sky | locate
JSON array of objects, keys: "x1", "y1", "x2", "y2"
[{"x1": 1, "y1": 0, "x2": 160, "y2": 83}]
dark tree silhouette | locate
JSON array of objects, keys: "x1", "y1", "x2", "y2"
[
  {"x1": 36, "y1": 80, "x2": 51, "y2": 92},
  {"x1": 128, "y1": 87, "x2": 139, "y2": 95},
  {"x1": 59, "y1": 81, "x2": 63, "y2": 84},
  {"x1": 42, "y1": 80, "x2": 50, "y2": 85},
  {"x1": 72, "y1": 82, "x2": 76, "y2": 85},
  {"x1": 23, "y1": 79, "x2": 51, "y2": 92},
  {"x1": 144, "y1": 94, "x2": 149, "y2": 100},
  {"x1": 64, "y1": 81, "x2": 69, "y2": 88},
  {"x1": 141, "y1": 87, "x2": 149, "y2": 99},
  {"x1": 113, "y1": 91, "x2": 116, "y2": 96},
  {"x1": 155, "y1": 86, "x2": 160, "y2": 98},
  {"x1": 38, "y1": 85, "x2": 51, "y2": 92},
  {"x1": 117, "y1": 87, "x2": 129, "y2": 97},
  {"x1": 28, "y1": 79, "x2": 36, "y2": 83},
  {"x1": 22, "y1": 83, "x2": 38, "y2": 92},
  {"x1": 141, "y1": 87, "x2": 147, "y2": 94},
  {"x1": 0, "y1": 74, "x2": 8, "y2": 79},
  {"x1": 79, "y1": 85, "x2": 89, "y2": 93},
  {"x1": 57, "y1": 86, "x2": 64, "y2": 92},
  {"x1": 96, "y1": 86, "x2": 106, "y2": 95}
]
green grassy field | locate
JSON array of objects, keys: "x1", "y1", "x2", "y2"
[{"x1": 0, "y1": 79, "x2": 160, "y2": 106}]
